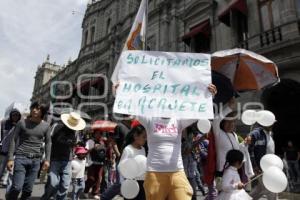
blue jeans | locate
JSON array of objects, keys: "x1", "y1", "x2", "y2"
[
  {"x1": 6, "y1": 172, "x2": 13, "y2": 192},
  {"x1": 287, "y1": 160, "x2": 300, "y2": 182},
  {"x1": 6, "y1": 155, "x2": 41, "y2": 200},
  {"x1": 101, "y1": 169, "x2": 121, "y2": 200},
  {"x1": 0, "y1": 153, "x2": 8, "y2": 180},
  {"x1": 195, "y1": 168, "x2": 205, "y2": 194},
  {"x1": 72, "y1": 178, "x2": 85, "y2": 200},
  {"x1": 41, "y1": 160, "x2": 72, "y2": 200}
]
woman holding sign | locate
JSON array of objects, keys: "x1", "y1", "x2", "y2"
[{"x1": 115, "y1": 83, "x2": 217, "y2": 200}]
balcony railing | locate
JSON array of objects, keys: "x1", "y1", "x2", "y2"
[
  {"x1": 237, "y1": 19, "x2": 300, "y2": 50},
  {"x1": 259, "y1": 27, "x2": 282, "y2": 47}
]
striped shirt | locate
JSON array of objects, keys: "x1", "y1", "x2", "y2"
[{"x1": 8, "y1": 119, "x2": 51, "y2": 161}]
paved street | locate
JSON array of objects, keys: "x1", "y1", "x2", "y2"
[{"x1": 1, "y1": 181, "x2": 300, "y2": 200}]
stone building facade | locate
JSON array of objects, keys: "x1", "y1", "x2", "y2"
[
  {"x1": 32, "y1": 55, "x2": 64, "y2": 103},
  {"x1": 32, "y1": 0, "x2": 300, "y2": 124}
]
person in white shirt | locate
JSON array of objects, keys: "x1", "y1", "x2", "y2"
[
  {"x1": 217, "y1": 149, "x2": 252, "y2": 200},
  {"x1": 213, "y1": 98, "x2": 239, "y2": 175},
  {"x1": 213, "y1": 98, "x2": 253, "y2": 191},
  {"x1": 119, "y1": 123, "x2": 147, "y2": 200},
  {"x1": 71, "y1": 146, "x2": 88, "y2": 200},
  {"x1": 248, "y1": 122, "x2": 277, "y2": 200},
  {"x1": 136, "y1": 84, "x2": 217, "y2": 200},
  {"x1": 113, "y1": 81, "x2": 217, "y2": 200}
]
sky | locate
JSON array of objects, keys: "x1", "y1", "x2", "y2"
[{"x1": 0, "y1": 0, "x2": 89, "y2": 118}]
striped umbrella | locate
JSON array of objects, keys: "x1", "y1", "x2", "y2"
[
  {"x1": 212, "y1": 48, "x2": 280, "y2": 91},
  {"x1": 92, "y1": 120, "x2": 117, "y2": 132}
]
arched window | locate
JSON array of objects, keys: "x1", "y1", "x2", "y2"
[
  {"x1": 90, "y1": 26, "x2": 95, "y2": 43},
  {"x1": 106, "y1": 18, "x2": 111, "y2": 35},
  {"x1": 84, "y1": 30, "x2": 89, "y2": 46}
]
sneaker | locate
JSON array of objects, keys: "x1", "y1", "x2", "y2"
[{"x1": 93, "y1": 195, "x2": 100, "y2": 199}]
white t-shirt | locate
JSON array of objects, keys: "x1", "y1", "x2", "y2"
[
  {"x1": 138, "y1": 117, "x2": 196, "y2": 172},
  {"x1": 217, "y1": 166, "x2": 252, "y2": 200},
  {"x1": 212, "y1": 107, "x2": 240, "y2": 172},
  {"x1": 85, "y1": 139, "x2": 95, "y2": 166},
  {"x1": 85, "y1": 139, "x2": 95, "y2": 150},
  {"x1": 265, "y1": 130, "x2": 275, "y2": 154},
  {"x1": 119, "y1": 144, "x2": 146, "y2": 180},
  {"x1": 71, "y1": 157, "x2": 86, "y2": 179}
]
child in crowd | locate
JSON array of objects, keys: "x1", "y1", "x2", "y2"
[
  {"x1": 217, "y1": 149, "x2": 252, "y2": 200},
  {"x1": 108, "y1": 152, "x2": 117, "y2": 186},
  {"x1": 84, "y1": 130, "x2": 108, "y2": 199},
  {"x1": 106, "y1": 132, "x2": 118, "y2": 187},
  {"x1": 119, "y1": 123, "x2": 147, "y2": 200},
  {"x1": 182, "y1": 131, "x2": 199, "y2": 200},
  {"x1": 71, "y1": 146, "x2": 88, "y2": 200}
]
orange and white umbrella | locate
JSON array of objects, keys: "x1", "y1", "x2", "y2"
[{"x1": 211, "y1": 48, "x2": 280, "y2": 91}]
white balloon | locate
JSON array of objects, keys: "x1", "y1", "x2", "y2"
[
  {"x1": 118, "y1": 158, "x2": 140, "y2": 179},
  {"x1": 197, "y1": 119, "x2": 211, "y2": 133},
  {"x1": 262, "y1": 166, "x2": 288, "y2": 193},
  {"x1": 260, "y1": 154, "x2": 283, "y2": 172},
  {"x1": 121, "y1": 179, "x2": 140, "y2": 199},
  {"x1": 241, "y1": 110, "x2": 257, "y2": 125},
  {"x1": 256, "y1": 110, "x2": 276, "y2": 127},
  {"x1": 134, "y1": 155, "x2": 147, "y2": 177},
  {"x1": 71, "y1": 160, "x2": 81, "y2": 175}
]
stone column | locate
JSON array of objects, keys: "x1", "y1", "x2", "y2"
[
  {"x1": 280, "y1": 0, "x2": 299, "y2": 41},
  {"x1": 170, "y1": 3, "x2": 178, "y2": 51},
  {"x1": 281, "y1": 0, "x2": 297, "y2": 23},
  {"x1": 247, "y1": 0, "x2": 261, "y2": 50},
  {"x1": 160, "y1": 4, "x2": 170, "y2": 51}
]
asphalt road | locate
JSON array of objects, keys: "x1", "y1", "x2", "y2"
[{"x1": 1, "y1": 181, "x2": 299, "y2": 200}]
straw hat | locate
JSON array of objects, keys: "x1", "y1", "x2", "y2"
[{"x1": 61, "y1": 112, "x2": 86, "y2": 131}]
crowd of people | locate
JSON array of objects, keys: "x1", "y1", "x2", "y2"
[{"x1": 0, "y1": 84, "x2": 299, "y2": 200}]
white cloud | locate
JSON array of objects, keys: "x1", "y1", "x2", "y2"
[{"x1": 0, "y1": 0, "x2": 87, "y2": 117}]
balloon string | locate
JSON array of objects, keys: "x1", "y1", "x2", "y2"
[{"x1": 244, "y1": 173, "x2": 263, "y2": 186}]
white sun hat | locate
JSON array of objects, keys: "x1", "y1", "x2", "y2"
[{"x1": 61, "y1": 112, "x2": 86, "y2": 131}]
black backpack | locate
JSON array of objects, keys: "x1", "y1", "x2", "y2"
[{"x1": 90, "y1": 141, "x2": 107, "y2": 164}]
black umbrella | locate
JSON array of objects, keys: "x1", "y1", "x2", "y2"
[{"x1": 212, "y1": 70, "x2": 238, "y2": 105}]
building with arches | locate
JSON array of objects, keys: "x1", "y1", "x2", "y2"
[{"x1": 32, "y1": 0, "x2": 300, "y2": 151}]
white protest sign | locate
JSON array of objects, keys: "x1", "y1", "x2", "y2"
[{"x1": 113, "y1": 50, "x2": 214, "y2": 119}]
